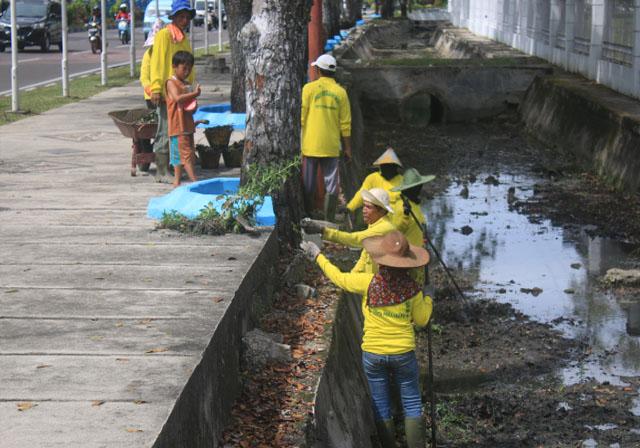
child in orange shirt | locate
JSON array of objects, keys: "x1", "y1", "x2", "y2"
[{"x1": 166, "y1": 51, "x2": 201, "y2": 187}]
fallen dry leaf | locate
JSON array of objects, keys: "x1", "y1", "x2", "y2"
[
  {"x1": 91, "y1": 400, "x2": 105, "y2": 407},
  {"x1": 17, "y1": 402, "x2": 36, "y2": 412},
  {"x1": 145, "y1": 347, "x2": 168, "y2": 354},
  {"x1": 213, "y1": 297, "x2": 224, "y2": 303},
  {"x1": 126, "y1": 428, "x2": 143, "y2": 433},
  {"x1": 115, "y1": 357, "x2": 129, "y2": 362},
  {"x1": 133, "y1": 400, "x2": 147, "y2": 405},
  {"x1": 36, "y1": 364, "x2": 51, "y2": 369}
]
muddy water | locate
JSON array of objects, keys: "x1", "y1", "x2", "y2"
[{"x1": 423, "y1": 174, "x2": 640, "y2": 414}]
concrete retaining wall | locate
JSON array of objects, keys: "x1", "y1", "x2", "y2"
[
  {"x1": 306, "y1": 293, "x2": 377, "y2": 447},
  {"x1": 153, "y1": 230, "x2": 279, "y2": 447},
  {"x1": 520, "y1": 75, "x2": 640, "y2": 192}
]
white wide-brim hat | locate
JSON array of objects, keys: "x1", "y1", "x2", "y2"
[{"x1": 361, "y1": 188, "x2": 394, "y2": 214}]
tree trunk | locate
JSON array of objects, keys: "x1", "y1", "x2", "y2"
[
  {"x1": 341, "y1": 0, "x2": 362, "y2": 27},
  {"x1": 322, "y1": 0, "x2": 340, "y2": 38},
  {"x1": 226, "y1": 0, "x2": 253, "y2": 112},
  {"x1": 400, "y1": 0, "x2": 407, "y2": 18},
  {"x1": 240, "y1": 0, "x2": 309, "y2": 249},
  {"x1": 381, "y1": 0, "x2": 394, "y2": 19}
]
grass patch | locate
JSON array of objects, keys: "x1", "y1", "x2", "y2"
[{"x1": 0, "y1": 44, "x2": 230, "y2": 127}]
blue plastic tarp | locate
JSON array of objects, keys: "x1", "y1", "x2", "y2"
[
  {"x1": 147, "y1": 177, "x2": 275, "y2": 227},
  {"x1": 193, "y1": 103, "x2": 247, "y2": 131}
]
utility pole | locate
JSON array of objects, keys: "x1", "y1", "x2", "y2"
[
  {"x1": 129, "y1": 0, "x2": 135, "y2": 77},
  {"x1": 10, "y1": 0, "x2": 18, "y2": 111},
  {"x1": 61, "y1": 0, "x2": 69, "y2": 96},
  {"x1": 101, "y1": 0, "x2": 107, "y2": 85},
  {"x1": 204, "y1": 0, "x2": 209, "y2": 54},
  {"x1": 217, "y1": 0, "x2": 221, "y2": 52}
]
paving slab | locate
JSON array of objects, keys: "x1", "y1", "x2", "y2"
[{"x1": 0, "y1": 72, "x2": 277, "y2": 446}]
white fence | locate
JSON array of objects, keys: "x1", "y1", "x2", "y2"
[{"x1": 448, "y1": 0, "x2": 640, "y2": 99}]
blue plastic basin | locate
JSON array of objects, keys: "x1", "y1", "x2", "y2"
[
  {"x1": 147, "y1": 177, "x2": 275, "y2": 226},
  {"x1": 192, "y1": 103, "x2": 247, "y2": 131}
]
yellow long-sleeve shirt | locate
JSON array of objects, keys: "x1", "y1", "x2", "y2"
[
  {"x1": 301, "y1": 76, "x2": 351, "y2": 158},
  {"x1": 390, "y1": 198, "x2": 427, "y2": 285},
  {"x1": 317, "y1": 253, "x2": 432, "y2": 354},
  {"x1": 323, "y1": 215, "x2": 395, "y2": 274},
  {"x1": 140, "y1": 48, "x2": 152, "y2": 100},
  {"x1": 346, "y1": 171, "x2": 404, "y2": 212},
  {"x1": 149, "y1": 28, "x2": 194, "y2": 97}
]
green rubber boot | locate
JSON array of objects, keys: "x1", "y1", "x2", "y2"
[
  {"x1": 375, "y1": 419, "x2": 396, "y2": 448},
  {"x1": 303, "y1": 192, "x2": 314, "y2": 218},
  {"x1": 324, "y1": 193, "x2": 338, "y2": 223},
  {"x1": 404, "y1": 416, "x2": 425, "y2": 448}
]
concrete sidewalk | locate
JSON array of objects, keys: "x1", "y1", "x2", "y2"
[{"x1": 0, "y1": 72, "x2": 275, "y2": 446}]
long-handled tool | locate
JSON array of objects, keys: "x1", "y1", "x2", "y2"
[
  {"x1": 402, "y1": 196, "x2": 438, "y2": 448},
  {"x1": 402, "y1": 196, "x2": 470, "y2": 305}
]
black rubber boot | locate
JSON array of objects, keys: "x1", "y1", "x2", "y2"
[
  {"x1": 324, "y1": 193, "x2": 338, "y2": 223},
  {"x1": 375, "y1": 418, "x2": 397, "y2": 448}
]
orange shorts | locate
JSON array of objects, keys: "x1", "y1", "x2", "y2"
[{"x1": 169, "y1": 134, "x2": 195, "y2": 166}]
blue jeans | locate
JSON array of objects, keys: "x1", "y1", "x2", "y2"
[{"x1": 362, "y1": 350, "x2": 422, "y2": 421}]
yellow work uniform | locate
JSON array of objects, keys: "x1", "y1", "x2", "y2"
[
  {"x1": 301, "y1": 77, "x2": 351, "y2": 158},
  {"x1": 140, "y1": 48, "x2": 152, "y2": 100},
  {"x1": 346, "y1": 171, "x2": 404, "y2": 212},
  {"x1": 317, "y1": 254, "x2": 432, "y2": 354},
  {"x1": 149, "y1": 28, "x2": 194, "y2": 97},
  {"x1": 391, "y1": 198, "x2": 427, "y2": 285},
  {"x1": 323, "y1": 215, "x2": 395, "y2": 274}
]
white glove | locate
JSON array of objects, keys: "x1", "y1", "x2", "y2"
[
  {"x1": 299, "y1": 241, "x2": 321, "y2": 261},
  {"x1": 300, "y1": 218, "x2": 325, "y2": 235}
]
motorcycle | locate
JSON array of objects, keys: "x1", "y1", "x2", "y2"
[
  {"x1": 86, "y1": 21, "x2": 101, "y2": 54},
  {"x1": 117, "y1": 19, "x2": 130, "y2": 45}
]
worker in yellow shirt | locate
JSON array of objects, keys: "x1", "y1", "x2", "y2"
[
  {"x1": 300, "y1": 231, "x2": 432, "y2": 448},
  {"x1": 149, "y1": 0, "x2": 195, "y2": 183},
  {"x1": 301, "y1": 53, "x2": 352, "y2": 222},
  {"x1": 390, "y1": 168, "x2": 436, "y2": 284},
  {"x1": 301, "y1": 188, "x2": 395, "y2": 274},
  {"x1": 346, "y1": 147, "x2": 404, "y2": 213},
  {"x1": 137, "y1": 18, "x2": 167, "y2": 173}
]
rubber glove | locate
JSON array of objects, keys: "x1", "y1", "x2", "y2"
[{"x1": 299, "y1": 241, "x2": 321, "y2": 261}]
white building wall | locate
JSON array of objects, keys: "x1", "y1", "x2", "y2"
[{"x1": 448, "y1": 0, "x2": 639, "y2": 99}]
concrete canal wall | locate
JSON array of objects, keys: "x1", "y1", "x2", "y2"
[
  {"x1": 520, "y1": 75, "x2": 640, "y2": 192},
  {"x1": 306, "y1": 294, "x2": 377, "y2": 447}
]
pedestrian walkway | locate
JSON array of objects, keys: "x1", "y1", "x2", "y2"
[{"x1": 0, "y1": 73, "x2": 276, "y2": 446}]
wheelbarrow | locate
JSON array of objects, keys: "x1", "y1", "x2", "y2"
[{"x1": 108, "y1": 108, "x2": 158, "y2": 176}]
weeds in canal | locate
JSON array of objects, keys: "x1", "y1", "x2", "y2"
[
  {"x1": 434, "y1": 400, "x2": 474, "y2": 443},
  {"x1": 157, "y1": 157, "x2": 301, "y2": 235}
]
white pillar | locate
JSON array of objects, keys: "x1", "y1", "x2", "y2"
[
  {"x1": 565, "y1": 0, "x2": 575, "y2": 69},
  {"x1": 189, "y1": 0, "x2": 195, "y2": 50},
  {"x1": 10, "y1": 0, "x2": 18, "y2": 112},
  {"x1": 217, "y1": 0, "x2": 222, "y2": 51},
  {"x1": 634, "y1": 0, "x2": 640, "y2": 97},
  {"x1": 61, "y1": 0, "x2": 69, "y2": 96},
  {"x1": 590, "y1": 0, "x2": 605, "y2": 79},
  {"x1": 204, "y1": 0, "x2": 209, "y2": 54},
  {"x1": 130, "y1": 0, "x2": 136, "y2": 78},
  {"x1": 101, "y1": 0, "x2": 107, "y2": 85}
]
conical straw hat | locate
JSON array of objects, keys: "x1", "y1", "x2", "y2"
[{"x1": 372, "y1": 148, "x2": 402, "y2": 167}]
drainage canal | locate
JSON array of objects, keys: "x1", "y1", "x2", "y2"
[{"x1": 223, "y1": 19, "x2": 640, "y2": 447}]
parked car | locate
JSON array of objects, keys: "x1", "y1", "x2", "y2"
[
  {"x1": 0, "y1": 0, "x2": 62, "y2": 52},
  {"x1": 143, "y1": 0, "x2": 172, "y2": 40},
  {"x1": 193, "y1": 0, "x2": 209, "y2": 27}
]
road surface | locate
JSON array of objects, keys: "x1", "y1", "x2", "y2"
[{"x1": 0, "y1": 26, "x2": 228, "y2": 94}]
